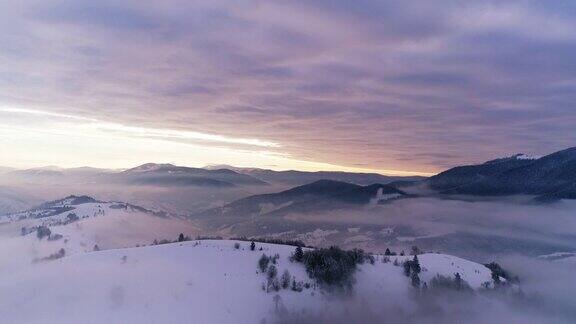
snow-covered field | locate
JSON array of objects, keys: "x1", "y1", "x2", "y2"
[
  {"x1": 0, "y1": 238, "x2": 496, "y2": 324},
  {"x1": 0, "y1": 196, "x2": 500, "y2": 324}
]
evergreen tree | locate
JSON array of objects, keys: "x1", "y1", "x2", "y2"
[
  {"x1": 403, "y1": 261, "x2": 412, "y2": 277},
  {"x1": 250, "y1": 241, "x2": 256, "y2": 251},
  {"x1": 281, "y1": 270, "x2": 291, "y2": 289},
  {"x1": 411, "y1": 271, "x2": 421, "y2": 288},
  {"x1": 384, "y1": 248, "x2": 392, "y2": 256},
  {"x1": 293, "y1": 246, "x2": 304, "y2": 262},
  {"x1": 454, "y1": 272, "x2": 463, "y2": 290},
  {"x1": 491, "y1": 271, "x2": 501, "y2": 285},
  {"x1": 258, "y1": 254, "x2": 270, "y2": 272},
  {"x1": 291, "y1": 278, "x2": 298, "y2": 291},
  {"x1": 267, "y1": 265, "x2": 278, "y2": 281},
  {"x1": 178, "y1": 233, "x2": 185, "y2": 242},
  {"x1": 411, "y1": 255, "x2": 421, "y2": 274}
]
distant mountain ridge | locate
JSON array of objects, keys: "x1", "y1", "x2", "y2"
[
  {"x1": 197, "y1": 179, "x2": 408, "y2": 218},
  {"x1": 204, "y1": 165, "x2": 426, "y2": 186},
  {"x1": 2, "y1": 163, "x2": 268, "y2": 188},
  {"x1": 117, "y1": 163, "x2": 267, "y2": 187},
  {"x1": 428, "y1": 147, "x2": 576, "y2": 200}
]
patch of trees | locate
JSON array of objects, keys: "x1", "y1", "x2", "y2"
[
  {"x1": 194, "y1": 235, "x2": 224, "y2": 240},
  {"x1": 293, "y1": 246, "x2": 374, "y2": 292},
  {"x1": 33, "y1": 248, "x2": 66, "y2": 263},
  {"x1": 259, "y1": 254, "x2": 271, "y2": 272},
  {"x1": 291, "y1": 246, "x2": 304, "y2": 262},
  {"x1": 152, "y1": 233, "x2": 192, "y2": 245},
  {"x1": 177, "y1": 233, "x2": 191, "y2": 242},
  {"x1": 233, "y1": 236, "x2": 308, "y2": 248},
  {"x1": 36, "y1": 226, "x2": 52, "y2": 239},
  {"x1": 258, "y1": 253, "x2": 306, "y2": 293},
  {"x1": 485, "y1": 262, "x2": 519, "y2": 285},
  {"x1": 403, "y1": 255, "x2": 422, "y2": 288},
  {"x1": 65, "y1": 213, "x2": 79, "y2": 224},
  {"x1": 384, "y1": 248, "x2": 397, "y2": 256},
  {"x1": 429, "y1": 273, "x2": 472, "y2": 292}
]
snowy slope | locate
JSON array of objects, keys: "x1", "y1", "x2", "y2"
[
  {"x1": 0, "y1": 239, "x2": 496, "y2": 324},
  {"x1": 0, "y1": 195, "x2": 499, "y2": 324},
  {"x1": 0, "y1": 196, "x2": 201, "y2": 274}
]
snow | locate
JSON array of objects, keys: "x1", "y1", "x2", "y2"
[
  {"x1": 514, "y1": 153, "x2": 540, "y2": 160},
  {"x1": 0, "y1": 199, "x2": 200, "y2": 274},
  {"x1": 369, "y1": 188, "x2": 403, "y2": 205},
  {"x1": 0, "y1": 235, "x2": 496, "y2": 324},
  {"x1": 392, "y1": 254, "x2": 493, "y2": 289},
  {"x1": 0, "y1": 197, "x2": 498, "y2": 324}
]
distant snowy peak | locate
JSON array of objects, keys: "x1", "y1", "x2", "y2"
[
  {"x1": 512, "y1": 153, "x2": 540, "y2": 160},
  {"x1": 483, "y1": 153, "x2": 539, "y2": 165},
  {"x1": 124, "y1": 163, "x2": 176, "y2": 173}
]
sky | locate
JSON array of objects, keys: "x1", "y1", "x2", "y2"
[{"x1": 0, "y1": 0, "x2": 575, "y2": 175}]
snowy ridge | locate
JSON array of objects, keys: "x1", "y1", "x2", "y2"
[
  {"x1": 0, "y1": 239, "x2": 497, "y2": 324},
  {"x1": 0, "y1": 195, "x2": 169, "y2": 226}
]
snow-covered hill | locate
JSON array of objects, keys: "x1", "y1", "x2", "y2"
[
  {"x1": 0, "y1": 239, "x2": 496, "y2": 324},
  {"x1": 0, "y1": 195, "x2": 515, "y2": 324},
  {"x1": 1, "y1": 195, "x2": 172, "y2": 226},
  {"x1": 0, "y1": 195, "x2": 201, "y2": 273}
]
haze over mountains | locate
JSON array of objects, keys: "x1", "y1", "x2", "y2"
[
  {"x1": 1, "y1": 163, "x2": 425, "y2": 188},
  {"x1": 2, "y1": 148, "x2": 576, "y2": 324},
  {"x1": 2, "y1": 146, "x2": 576, "y2": 217}
]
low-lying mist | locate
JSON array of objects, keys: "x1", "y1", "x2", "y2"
[{"x1": 263, "y1": 198, "x2": 576, "y2": 323}]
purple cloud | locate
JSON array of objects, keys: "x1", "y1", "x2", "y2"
[{"x1": 1, "y1": 0, "x2": 575, "y2": 173}]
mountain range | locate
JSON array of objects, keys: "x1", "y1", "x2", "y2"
[
  {"x1": 205, "y1": 164, "x2": 426, "y2": 186},
  {"x1": 113, "y1": 163, "x2": 267, "y2": 187},
  {"x1": 197, "y1": 179, "x2": 407, "y2": 218},
  {"x1": 3, "y1": 146, "x2": 576, "y2": 203},
  {"x1": 428, "y1": 147, "x2": 576, "y2": 201}
]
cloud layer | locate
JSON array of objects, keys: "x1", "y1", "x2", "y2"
[{"x1": 1, "y1": 0, "x2": 575, "y2": 172}]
